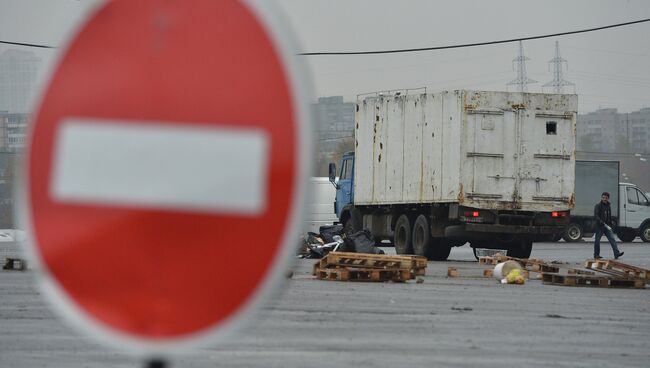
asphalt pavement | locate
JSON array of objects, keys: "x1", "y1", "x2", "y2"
[{"x1": 1, "y1": 240, "x2": 649, "y2": 367}]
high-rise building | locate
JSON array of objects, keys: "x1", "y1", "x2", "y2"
[
  {"x1": 577, "y1": 108, "x2": 620, "y2": 152},
  {"x1": 0, "y1": 49, "x2": 41, "y2": 113},
  {"x1": 623, "y1": 108, "x2": 650, "y2": 153},
  {"x1": 577, "y1": 108, "x2": 650, "y2": 153},
  {"x1": 0, "y1": 112, "x2": 29, "y2": 152},
  {"x1": 312, "y1": 96, "x2": 355, "y2": 169}
]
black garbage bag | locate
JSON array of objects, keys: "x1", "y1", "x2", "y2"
[
  {"x1": 344, "y1": 230, "x2": 385, "y2": 255},
  {"x1": 319, "y1": 224, "x2": 344, "y2": 243},
  {"x1": 306, "y1": 232, "x2": 322, "y2": 245}
]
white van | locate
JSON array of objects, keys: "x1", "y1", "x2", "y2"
[
  {"x1": 618, "y1": 183, "x2": 650, "y2": 242},
  {"x1": 303, "y1": 177, "x2": 339, "y2": 234}
]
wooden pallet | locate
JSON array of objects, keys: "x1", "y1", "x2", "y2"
[
  {"x1": 478, "y1": 254, "x2": 511, "y2": 265},
  {"x1": 584, "y1": 259, "x2": 650, "y2": 283},
  {"x1": 478, "y1": 256, "x2": 500, "y2": 265},
  {"x1": 315, "y1": 267, "x2": 413, "y2": 282},
  {"x1": 527, "y1": 262, "x2": 560, "y2": 273},
  {"x1": 319, "y1": 252, "x2": 427, "y2": 276},
  {"x1": 542, "y1": 273, "x2": 645, "y2": 289},
  {"x1": 567, "y1": 268, "x2": 596, "y2": 276}
]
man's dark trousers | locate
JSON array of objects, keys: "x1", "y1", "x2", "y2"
[{"x1": 594, "y1": 225, "x2": 621, "y2": 258}]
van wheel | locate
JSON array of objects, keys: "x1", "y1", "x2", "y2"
[
  {"x1": 641, "y1": 223, "x2": 650, "y2": 243},
  {"x1": 562, "y1": 223, "x2": 583, "y2": 242},
  {"x1": 617, "y1": 229, "x2": 637, "y2": 243},
  {"x1": 412, "y1": 215, "x2": 432, "y2": 258},
  {"x1": 394, "y1": 214, "x2": 413, "y2": 255},
  {"x1": 506, "y1": 240, "x2": 533, "y2": 259}
]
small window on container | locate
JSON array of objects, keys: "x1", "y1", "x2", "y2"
[{"x1": 546, "y1": 121, "x2": 557, "y2": 135}]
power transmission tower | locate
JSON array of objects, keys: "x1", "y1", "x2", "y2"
[
  {"x1": 507, "y1": 41, "x2": 537, "y2": 92},
  {"x1": 543, "y1": 41, "x2": 575, "y2": 93}
]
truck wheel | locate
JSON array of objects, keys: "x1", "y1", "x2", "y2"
[
  {"x1": 506, "y1": 240, "x2": 533, "y2": 259},
  {"x1": 394, "y1": 214, "x2": 413, "y2": 255},
  {"x1": 430, "y1": 239, "x2": 452, "y2": 261},
  {"x1": 617, "y1": 229, "x2": 637, "y2": 243},
  {"x1": 641, "y1": 223, "x2": 650, "y2": 243},
  {"x1": 412, "y1": 215, "x2": 432, "y2": 258},
  {"x1": 562, "y1": 223, "x2": 583, "y2": 242}
]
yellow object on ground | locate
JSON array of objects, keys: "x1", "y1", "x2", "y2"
[{"x1": 505, "y1": 269, "x2": 525, "y2": 284}]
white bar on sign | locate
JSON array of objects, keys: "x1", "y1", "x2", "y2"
[{"x1": 50, "y1": 118, "x2": 270, "y2": 215}]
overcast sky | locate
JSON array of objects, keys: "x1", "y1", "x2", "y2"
[{"x1": 1, "y1": 0, "x2": 650, "y2": 113}]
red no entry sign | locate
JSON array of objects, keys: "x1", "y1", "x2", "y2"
[{"x1": 24, "y1": 0, "x2": 311, "y2": 351}]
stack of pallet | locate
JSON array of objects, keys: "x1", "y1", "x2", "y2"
[
  {"x1": 541, "y1": 259, "x2": 648, "y2": 289},
  {"x1": 313, "y1": 252, "x2": 427, "y2": 282},
  {"x1": 479, "y1": 255, "x2": 597, "y2": 281}
]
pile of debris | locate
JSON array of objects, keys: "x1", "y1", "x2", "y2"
[
  {"x1": 299, "y1": 224, "x2": 384, "y2": 259},
  {"x1": 478, "y1": 254, "x2": 647, "y2": 289},
  {"x1": 313, "y1": 251, "x2": 427, "y2": 282}
]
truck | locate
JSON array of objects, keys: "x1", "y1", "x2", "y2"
[
  {"x1": 560, "y1": 160, "x2": 650, "y2": 242},
  {"x1": 328, "y1": 90, "x2": 576, "y2": 260}
]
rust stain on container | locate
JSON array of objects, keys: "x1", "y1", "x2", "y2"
[{"x1": 458, "y1": 184, "x2": 465, "y2": 204}]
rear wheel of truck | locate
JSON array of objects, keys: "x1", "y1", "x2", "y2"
[
  {"x1": 562, "y1": 223, "x2": 583, "y2": 242},
  {"x1": 506, "y1": 240, "x2": 533, "y2": 259},
  {"x1": 412, "y1": 215, "x2": 432, "y2": 258},
  {"x1": 640, "y1": 223, "x2": 650, "y2": 243},
  {"x1": 617, "y1": 229, "x2": 637, "y2": 243},
  {"x1": 394, "y1": 214, "x2": 413, "y2": 255}
]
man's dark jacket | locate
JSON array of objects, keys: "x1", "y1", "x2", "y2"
[{"x1": 594, "y1": 201, "x2": 613, "y2": 228}]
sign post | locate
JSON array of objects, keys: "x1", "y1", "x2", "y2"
[{"x1": 23, "y1": 0, "x2": 311, "y2": 357}]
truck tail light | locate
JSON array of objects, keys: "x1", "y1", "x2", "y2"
[
  {"x1": 461, "y1": 210, "x2": 484, "y2": 223},
  {"x1": 551, "y1": 211, "x2": 568, "y2": 218}
]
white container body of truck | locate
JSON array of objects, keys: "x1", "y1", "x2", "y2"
[
  {"x1": 330, "y1": 90, "x2": 577, "y2": 260},
  {"x1": 355, "y1": 90, "x2": 576, "y2": 210}
]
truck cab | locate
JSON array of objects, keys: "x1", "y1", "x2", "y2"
[
  {"x1": 618, "y1": 183, "x2": 650, "y2": 242},
  {"x1": 328, "y1": 151, "x2": 355, "y2": 225}
]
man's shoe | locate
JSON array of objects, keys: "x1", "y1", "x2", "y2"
[
  {"x1": 615, "y1": 252, "x2": 624, "y2": 260},
  {"x1": 594, "y1": 255, "x2": 603, "y2": 259}
]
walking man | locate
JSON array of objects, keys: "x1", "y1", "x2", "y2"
[{"x1": 593, "y1": 192, "x2": 624, "y2": 259}]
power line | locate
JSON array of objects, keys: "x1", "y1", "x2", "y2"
[
  {"x1": 3, "y1": 18, "x2": 649, "y2": 53},
  {"x1": 0, "y1": 40, "x2": 54, "y2": 49},
  {"x1": 300, "y1": 18, "x2": 650, "y2": 56}
]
